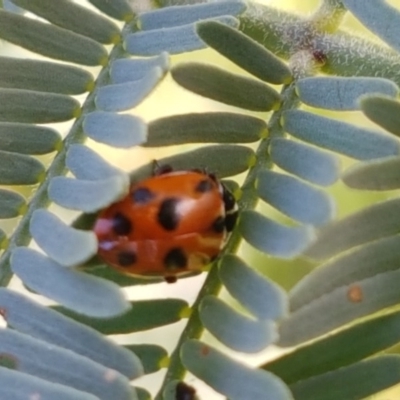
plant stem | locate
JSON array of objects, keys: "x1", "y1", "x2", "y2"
[{"x1": 156, "y1": 81, "x2": 300, "y2": 398}]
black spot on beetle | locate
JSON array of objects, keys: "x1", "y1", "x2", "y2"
[
  {"x1": 195, "y1": 179, "x2": 213, "y2": 193},
  {"x1": 164, "y1": 247, "x2": 187, "y2": 270},
  {"x1": 225, "y1": 211, "x2": 238, "y2": 232},
  {"x1": 117, "y1": 251, "x2": 137, "y2": 266},
  {"x1": 112, "y1": 212, "x2": 132, "y2": 235},
  {"x1": 157, "y1": 198, "x2": 180, "y2": 230},
  {"x1": 222, "y1": 187, "x2": 236, "y2": 212},
  {"x1": 131, "y1": 187, "x2": 155, "y2": 204},
  {"x1": 212, "y1": 216, "x2": 225, "y2": 233},
  {"x1": 175, "y1": 382, "x2": 196, "y2": 400},
  {"x1": 165, "y1": 275, "x2": 178, "y2": 284}
]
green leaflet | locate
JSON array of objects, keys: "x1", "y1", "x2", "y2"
[
  {"x1": 305, "y1": 198, "x2": 400, "y2": 260},
  {"x1": 125, "y1": 344, "x2": 167, "y2": 374},
  {"x1": 0, "y1": 122, "x2": 61, "y2": 154},
  {"x1": 265, "y1": 310, "x2": 400, "y2": 384},
  {"x1": 219, "y1": 255, "x2": 288, "y2": 321},
  {"x1": 291, "y1": 234, "x2": 400, "y2": 311},
  {"x1": 297, "y1": 77, "x2": 398, "y2": 111},
  {"x1": 0, "y1": 89, "x2": 80, "y2": 123},
  {"x1": 0, "y1": 329, "x2": 134, "y2": 400},
  {"x1": 54, "y1": 299, "x2": 188, "y2": 334},
  {"x1": 0, "y1": 289, "x2": 142, "y2": 379},
  {"x1": 171, "y1": 62, "x2": 282, "y2": 111},
  {"x1": 0, "y1": 151, "x2": 44, "y2": 185},
  {"x1": 342, "y1": 156, "x2": 400, "y2": 190},
  {"x1": 280, "y1": 269, "x2": 400, "y2": 346},
  {"x1": 343, "y1": 0, "x2": 400, "y2": 53},
  {"x1": 0, "y1": 10, "x2": 107, "y2": 65},
  {"x1": 196, "y1": 20, "x2": 292, "y2": 84},
  {"x1": 0, "y1": 189, "x2": 25, "y2": 218},
  {"x1": 130, "y1": 145, "x2": 254, "y2": 182},
  {"x1": 181, "y1": 340, "x2": 293, "y2": 400},
  {"x1": 11, "y1": 248, "x2": 130, "y2": 318},
  {"x1": 290, "y1": 356, "x2": 400, "y2": 400},
  {"x1": 88, "y1": 0, "x2": 134, "y2": 21},
  {"x1": 0, "y1": 57, "x2": 93, "y2": 94},
  {"x1": 0, "y1": 368, "x2": 98, "y2": 400},
  {"x1": 146, "y1": 112, "x2": 265, "y2": 146},
  {"x1": 11, "y1": 0, "x2": 121, "y2": 44},
  {"x1": 361, "y1": 95, "x2": 400, "y2": 137},
  {"x1": 199, "y1": 295, "x2": 276, "y2": 353}
]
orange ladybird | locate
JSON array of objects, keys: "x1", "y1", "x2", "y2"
[{"x1": 94, "y1": 166, "x2": 238, "y2": 283}]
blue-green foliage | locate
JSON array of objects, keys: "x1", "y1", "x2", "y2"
[{"x1": 1, "y1": 0, "x2": 400, "y2": 399}]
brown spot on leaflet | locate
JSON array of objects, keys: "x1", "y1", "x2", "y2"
[
  {"x1": 200, "y1": 345, "x2": 210, "y2": 356},
  {"x1": 347, "y1": 285, "x2": 363, "y2": 303}
]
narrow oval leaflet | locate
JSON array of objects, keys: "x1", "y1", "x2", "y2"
[
  {"x1": 343, "y1": 0, "x2": 400, "y2": 53},
  {"x1": 133, "y1": 145, "x2": 254, "y2": 180},
  {"x1": 270, "y1": 138, "x2": 341, "y2": 186},
  {"x1": 88, "y1": 0, "x2": 134, "y2": 21},
  {"x1": 197, "y1": 20, "x2": 292, "y2": 85},
  {"x1": 181, "y1": 340, "x2": 293, "y2": 400},
  {"x1": 30, "y1": 209, "x2": 97, "y2": 267},
  {"x1": 83, "y1": 111, "x2": 147, "y2": 147},
  {"x1": 0, "y1": 57, "x2": 93, "y2": 95},
  {"x1": 139, "y1": 1, "x2": 246, "y2": 30},
  {"x1": 280, "y1": 269, "x2": 400, "y2": 346},
  {"x1": 0, "y1": 368, "x2": 98, "y2": 400},
  {"x1": 0, "y1": 189, "x2": 25, "y2": 218},
  {"x1": 95, "y1": 68, "x2": 164, "y2": 112},
  {"x1": 54, "y1": 298, "x2": 188, "y2": 334},
  {"x1": 239, "y1": 210, "x2": 315, "y2": 258},
  {"x1": 360, "y1": 95, "x2": 400, "y2": 136},
  {"x1": 296, "y1": 77, "x2": 398, "y2": 110},
  {"x1": 84, "y1": 263, "x2": 162, "y2": 287},
  {"x1": 219, "y1": 255, "x2": 288, "y2": 321},
  {"x1": 0, "y1": 89, "x2": 80, "y2": 123},
  {"x1": 283, "y1": 110, "x2": 400, "y2": 160},
  {"x1": 66, "y1": 144, "x2": 127, "y2": 181},
  {"x1": 0, "y1": 123, "x2": 61, "y2": 155},
  {"x1": 265, "y1": 310, "x2": 400, "y2": 385},
  {"x1": 200, "y1": 295, "x2": 277, "y2": 353},
  {"x1": 146, "y1": 112, "x2": 265, "y2": 147},
  {"x1": 291, "y1": 234, "x2": 400, "y2": 312},
  {"x1": 0, "y1": 289, "x2": 143, "y2": 379},
  {"x1": 48, "y1": 175, "x2": 129, "y2": 213},
  {"x1": 0, "y1": 151, "x2": 44, "y2": 185},
  {"x1": 0, "y1": 329, "x2": 136, "y2": 400},
  {"x1": 343, "y1": 156, "x2": 400, "y2": 190},
  {"x1": 0, "y1": 10, "x2": 108, "y2": 66},
  {"x1": 11, "y1": 0, "x2": 121, "y2": 44},
  {"x1": 124, "y1": 344, "x2": 167, "y2": 375},
  {"x1": 125, "y1": 16, "x2": 239, "y2": 56},
  {"x1": 110, "y1": 53, "x2": 170, "y2": 84},
  {"x1": 11, "y1": 247, "x2": 130, "y2": 318},
  {"x1": 256, "y1": 170, "x2": 335, "y2": 226},
  {"x1": 135, "y1": 387, "x2": 151, "y2": 400},
  {"x1": 172, "y1": 62, "x2": 282, "y2": 111},
  {"x1": 305, "y1": 198, "x2": 400, "y2": 260},
  {"x1": 290, "y1": 356, "x2": 400, "y2": 400}
]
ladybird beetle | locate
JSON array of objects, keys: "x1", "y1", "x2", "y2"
[{"x1": 94, "y1": 166, "x2": 238, "y2": 283}]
